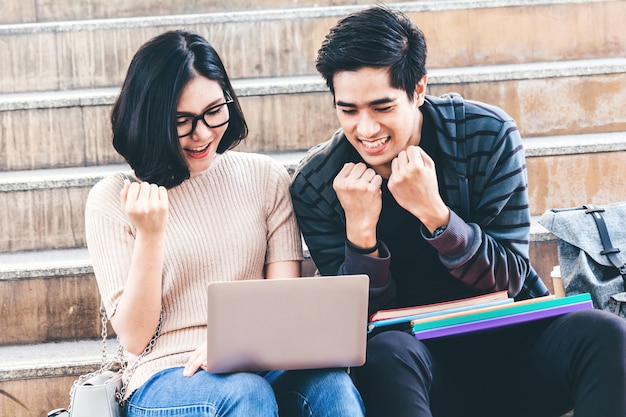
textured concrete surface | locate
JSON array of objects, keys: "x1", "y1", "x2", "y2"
[
  {"x1": 2, "y1": 60, "x2": 626, "y2": 172},
  {"x1": 1, "y1": 1, "x2": 625, "y2": 93}
]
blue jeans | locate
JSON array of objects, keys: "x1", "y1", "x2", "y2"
[{"x1": 125, "y1": 367, "x2": 364, "y2": 417}]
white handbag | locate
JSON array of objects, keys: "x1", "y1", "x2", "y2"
[
  {"x1": 69, "y1": 370, "x2": 124, "y2": 417},
  {"x1": 48, "y1": 305, "x2": 161, "y2": 417}
]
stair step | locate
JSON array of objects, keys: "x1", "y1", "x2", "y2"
[
  {"x1": 0, "y1": 164, "x2": 130, "y2": 253},
  {"x1": 0, "y1": 339, "x2": 118, "y2": 417},
  {"x1": 530, "y1": 133, "x2": 626, "y2": 214},
  {"x1": 0, "y1": 338, "x2": 117, "y2": 381},
  {"x1": 1, "y1": 132, "x2": 625, "y2": 254},
  {"x1": 0, "y1": 247, "x2": 92, "y2": 280},
  {"x1": 4, "y1": 0, "x2": 378, "y2": 24},
  {"x1": 524, "y1": 132, "x2": 626, "y2": 215},
  {"x1": 0, "y1": 248, "x2": 104, "y2": 345},
  {"x1": 5, "y1": 58, "x2": 626, "y2": 111},
  {"x1": 0, "y1": 219, "x2": 556, "y2": 280},
  {"x1": 0, "y1": 164, "x2": 129, "y2": 193},
  {"x1": 2, "y1": 58, "x2": 626, "y2": 172},
  {"x1": 0, "y1": 152, "x2": 304, "y2": 253},
  {"x1": 427, "y1": 59, "x2": 626, "y2": 137},
  {"x1": 1, "y1": 1, "x2": 624, "y2": 93},
  {"x1": 524, "y1": 131, "x2": 626, "y2": 157},
  {"x1": 0, "y1": 219, "x2": 561, "y2": 343},
  {"x1": 0, "y1": 151, "x2": 306, "y2": 193}
]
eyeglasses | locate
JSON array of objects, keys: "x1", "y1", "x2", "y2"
[{"x1": 176, "y1": 96, "x2": 234, "y2": 138}]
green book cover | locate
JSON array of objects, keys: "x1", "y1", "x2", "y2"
[{"x1": 411, "y1": 293, "x2": 592, "y2": 333}]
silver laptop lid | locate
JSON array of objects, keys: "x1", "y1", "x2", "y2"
[{"x1": 206, "y1": 274, "x2": 369, "y2": 373}]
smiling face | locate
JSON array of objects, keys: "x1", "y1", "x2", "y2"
[
  {"x1": 333, "y1": 66, "x2": 427, "y2": 178},
  {"x1": 176, "y1": 76, "x2": 230, "y2": 173}
]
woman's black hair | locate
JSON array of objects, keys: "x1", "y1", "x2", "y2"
[
  {"x1": 315, "y1": 6, "x2": 427, "y2": 101},
  {"x1": 111, "y1": 30, "x2": 248, "y2": 188}
]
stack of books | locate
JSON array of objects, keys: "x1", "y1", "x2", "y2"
[{"x1": 368, "y1": 291, "x2": 593, "y2": 340}]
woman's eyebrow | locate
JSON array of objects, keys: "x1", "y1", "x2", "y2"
[{"x1": 176, "y1": 97, "x2": 224, "y2": 116}]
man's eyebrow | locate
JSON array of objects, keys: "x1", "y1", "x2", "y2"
[
  {"x1": 335, "y1": 100, "x2": 356, "y2": 108},
  {"x1": 335, "y1": 97, "x2": 397, "y2": 108}
]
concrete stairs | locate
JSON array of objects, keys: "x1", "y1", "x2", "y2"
[{"x1": 1, "y1": 0, "x2": 625, "y2": 415}]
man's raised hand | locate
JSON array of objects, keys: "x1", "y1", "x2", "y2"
[
  {"x1": 388, "y1": 146, "x2": 449, "y2": 233},
  {"x1": 333, "y1": 162, "x2": 382, "y2": 249}
]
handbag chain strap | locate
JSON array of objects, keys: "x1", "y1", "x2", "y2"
[
  {"x1": 67, "y1": 303, "x2": 162, "y2": 411},
  {"x1": 583, "y1": 205, "x2": 626, "y2": 282}
]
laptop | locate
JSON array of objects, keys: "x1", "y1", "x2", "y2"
[{"x1": 205, "y1": 274, "x2": 369, "y2": 373}]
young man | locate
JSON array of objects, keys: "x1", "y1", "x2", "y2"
[{"x1": 290, "y1": 6, "x2": 626, "y2": 417}]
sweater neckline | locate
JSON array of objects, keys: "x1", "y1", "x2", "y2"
[{"x1": 189, "y1": 153, "x2": 224, "y2": 179}]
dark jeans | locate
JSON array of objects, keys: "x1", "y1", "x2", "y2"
[{"x1": 353, "y1": 309, "x2": 626, "y2": 417}]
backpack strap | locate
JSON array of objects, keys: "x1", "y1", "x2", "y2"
[
  {"x1": 583, "y1": 204, "x2": 626, "y2": 281},
  {"x1": 451, "y1": 94, "x2": 470, "y2": 220}
]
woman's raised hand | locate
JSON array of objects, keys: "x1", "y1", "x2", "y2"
[{"x1": 120, "y1": 180, "x2": 169, "y2": 237}]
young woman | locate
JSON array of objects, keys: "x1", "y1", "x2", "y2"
[{"x1": 85, "y1": 30, "x2": 364, "y2": 417}]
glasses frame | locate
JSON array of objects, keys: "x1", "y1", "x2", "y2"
[{"x1": 177, "y1": 94, "x2": 234, "y2": 138}]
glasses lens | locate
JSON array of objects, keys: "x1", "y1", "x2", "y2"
[
  {"x1": 202, "y1": 102, "x2": 230, "y2": 129},
  {"x1": 177, "y1": 119, "x2": 194, "y2": 137}
]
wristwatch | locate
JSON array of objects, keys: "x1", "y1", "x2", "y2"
[{"x1": 429, "y1": 225, "x2": 447, "y2": 238}]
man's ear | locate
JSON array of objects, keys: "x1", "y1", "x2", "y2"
[{"x1": 414, "y1": 75, "x2": 428, "y2": 105}]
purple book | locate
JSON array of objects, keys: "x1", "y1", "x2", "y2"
[{"x1": 413, "y1": 296, "x2": 592, "y2": 340}]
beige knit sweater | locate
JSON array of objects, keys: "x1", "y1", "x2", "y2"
[{"x1": 85, "y1": 151, "x2": 303, "y2": 398}]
